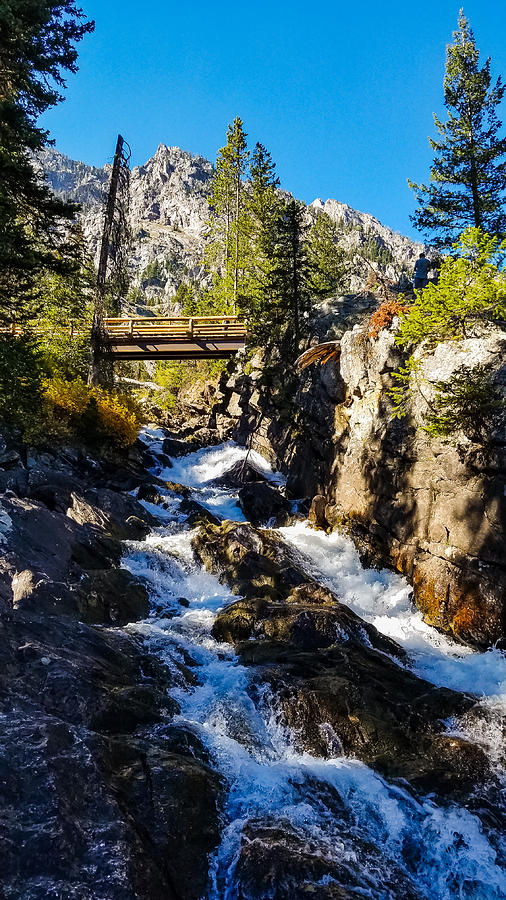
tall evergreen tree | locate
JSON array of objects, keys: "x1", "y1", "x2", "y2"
[
  {"x1": 269, "y1": 199, "x2": 311, "y2": 348},
  {"x1": 306, "y1": 211, "x2": 349, "y2": 299},
  {"x1": 241, "y1": 142, "x2": 282, "y2": 326},
  {"x1": 409, "y1": 10, "x2": 506, "y2": 248},
  {"x1": 0, "y1": 1, "x2": 94, "y2": 320},
  {"x1": 207, "y1": 117, "x2": 249, "y2": 312}
]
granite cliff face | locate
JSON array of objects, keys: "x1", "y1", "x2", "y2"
[
  {"x1": 40, "y1": 144, "x2": 214, "y2": 308},
  {"x1": 40, "y1": 145, "x2": 421, "y2": 311},
  {"x1": 211, "y1": 305, "x2": 506, "y2": 648}
]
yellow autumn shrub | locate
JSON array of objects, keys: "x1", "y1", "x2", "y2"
[
  {"x1": 92, "y1": 388, "x2": 140, "y2": 447},
  {"x1": 43, "y1": 375, "x2": 90, "y2": 416},
  {"x1": 42, "y1": 376, "x2": 141, "y2": 447}
]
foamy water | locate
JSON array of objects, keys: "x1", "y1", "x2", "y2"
[{"x1": 122, "y1": 429, "x2": 506, "y2": 899}]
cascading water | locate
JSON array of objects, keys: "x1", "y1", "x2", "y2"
[{"x1": 123, "y1": 429, "x2": 506, "y2": 899}]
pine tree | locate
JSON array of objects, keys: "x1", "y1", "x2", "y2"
[
  {"x1": 241, "y1": 143, "x2": 282, "y2": 327},
  {"x1": 269, "y1": 199, "x2": 311, "y2": 348},
  {"x1": 306, "y1": 211, "x2": 349, "y2": 299},
  {"x1": 207, "y1": 117, "x2": 249, "y2": 312},
  {"x1": 409, "y1": 10, "x2": 506, "y2": 248},
  {"x1": 0, "y1": 1, "x2": 94, "y2": 320}
]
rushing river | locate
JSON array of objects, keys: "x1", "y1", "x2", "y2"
[{"x1": 123, "y1": 430, "x2": 506, "y2": 900}]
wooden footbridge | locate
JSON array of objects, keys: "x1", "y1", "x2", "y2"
[
  {"x1": 3, "y1": 316, "x2": 246, "y2": 361},
  {"x1": 102, "y1": 315, "x2": 246, "y2": 360}
]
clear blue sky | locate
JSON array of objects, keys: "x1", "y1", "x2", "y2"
[{"x1": 42, "y1": 0, "x2": 506, "y2": 240}]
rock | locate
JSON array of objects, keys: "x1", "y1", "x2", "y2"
[
  {"x1": 214, "y1": 317, "x2": 506, "y2": 647},
  {"x1": 0, "y1": 449, "x2": 21, "y2": 467},
  {"x1": 164, "y1": 480, "x2": 191, "y2": 496},
  {"x1": 78, "y1": 568, "x2": 150, "y2": 625},
  {"x1": 213, "y1": 582, "x2": 403, "y2": 659},
  {"x1": 137, "y1": 482, "x2": 166, "y2": 504},
  {"x1": 103, "y1": 733, "x2": 223, "y2": 900},
  {"x1": 70, "y1": 526, "x2": 123, "y2": 570},
  {"x1": 247, "y1": 641, "x2": 485, "y2": 792},
  {"x1": 212, "y1": 459, "x2": 268, "y2": 488},
  {"x1": 238, "y1": 481, "x2": 292, "y2": 526},
  {"x1": 230, "y1": 817, "x2": 425, "y2": 900},
  {"x1": 192, "y1": 520, "x2": 491, "y2": 795},
  {"x1": 68, "y1": 488, "x2": 158, "y2": 539},
  {"x1": 0, "y1": 610, "x2": 210, "y2": 900},
  {"x1": 179, "y1": 497, "x2": 221, "y2": 528},
  {"x1": 308, "y1": 493, "x2": 328, "y2": 529},
  {"x1": 0, "y1": 435, "x2": 226, "y2": 899},
  {"x1": 162, "y1": 437, "x2": 196, "y2": 457},
  {"x1": 192, "y1": 521, "x2": 308, "y2": 602}
]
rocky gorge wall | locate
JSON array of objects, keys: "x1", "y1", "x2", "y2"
[{"x1": 211, "y1": 299, "x2": 506, "y2": 648}]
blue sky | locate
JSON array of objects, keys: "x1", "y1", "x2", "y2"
[{"x1": 42, "y1": 0, "x2": 506, "y2": 239}]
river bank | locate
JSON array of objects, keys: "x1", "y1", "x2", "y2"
[{"x1": 0, "y1": 428, "x2": 505, "y2": 898}]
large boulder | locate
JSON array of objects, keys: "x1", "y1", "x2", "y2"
[
  {"x1": 0, "y1": 608, "x2": 221, "y2": 900},
  {"x1": 238, "y1": 481, "x2": 292, "y2": 526},
  {"x1": 228, "y1": 817, "x2": 425, "y2": 900},
  {"x1": 212, "y1": 459, "x2": 268, "y2": 488},
  {"x1": 67, "y1": 488, "x2": 159, "y2": 539},
  {"x1": 193, "y1": 520, "x2": 491, "y2": 796}
]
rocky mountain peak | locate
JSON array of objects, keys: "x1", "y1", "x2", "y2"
[{"x1": 40, "y1": 144, "x2": 421, "y2": 312}]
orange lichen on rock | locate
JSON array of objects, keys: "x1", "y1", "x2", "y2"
[{"x1": 451, "y1": 604, "x2": 480, "y2": 633}]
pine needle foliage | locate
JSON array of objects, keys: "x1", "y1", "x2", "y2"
[
  {"x1": 0, "y1": 1, "x2": 94, "y2": 320},
  {"x1": 409, "y1": 11, "x2": 506, "y2": 248},
  {"x1": 395, "y1": 228, "x2": 506, "y2": 348},
  {"x1": 421, "y1": 363, "x2": 504, "y2": 441},
  {"x1": 390, "y1": 228, "x2": 506, "y2": 441},
  {"x1": 206, "y1": 117, "x2": 249, "y2": 313}
]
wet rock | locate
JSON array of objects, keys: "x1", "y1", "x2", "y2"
[
  {"x1": 179, "y1": 497, "x2": 221, "y2": 527},
  {"x1": 195, "y1": 522, "x2": 402, "y2": 657},
  {"x1": 2, "y1": 617, "x2": 176, "y2": 733},
  {"x1": 68, "y1": 488, "x2": 158, "y2": 540},
  {"x1": 137, "y1": 482, "x2": 166, "y2": 505},
  {"x1": 245, "y1": 640, "x2": 479, "y2": 792},
  {"x1": 150, "y1": 451, "x2": 174, "y2": 470},
  {"x1": 230, "y1": 817, "x2": 425, "y2": 900},
  {"x1": 212, "y1": 459, "x2": 268, "y2": 488},
  {"x1": 162, "y1": 436, "x2": 197, "y2": 457},
  {"x1": 78, "y1": 568, "x2": 150, "y2": 625},
  {"x1": 192, "y1": 521, "x2": 307, "y2": 601},
  {"x1": 70, "y1": 525, "x2": 123, "y2": 570},
  {"x1": 164, "y1": 481, "x2": 191, "y2": 497},
  {"x1": 214, "y1": 583, "x2": 402, "y2": 659},
  {"x1": 103, "y1": 734, "x2": 224, "y2": 900},
  {"x1": 193, "y1": 520, "x2": 489, "y2": 795},
  {"x1": 238, "y1": 481, "x2": 292, "y2": 526}
]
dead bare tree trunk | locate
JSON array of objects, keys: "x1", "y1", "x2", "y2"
[{"x1": 88, "y1": 135, "x2": 125, "y2": 387}]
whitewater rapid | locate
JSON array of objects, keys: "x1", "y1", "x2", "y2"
[{"x1": 122, "y1": 430, "x2": 506, "y2": 899}]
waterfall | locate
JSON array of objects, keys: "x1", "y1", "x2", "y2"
[{"x1": 122, "y1": 428, "x2": 506, "y2": 900}]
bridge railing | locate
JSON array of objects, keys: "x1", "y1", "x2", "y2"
[
  {"x1": 0, "y1": 315, "x2": 246, "y2": 342},
  {"x1": 0, "y1": 321, "x2": 90, "y2": 337},
  {"x1": 103, "y1": 315, "x2": 246, "y2": 340}
]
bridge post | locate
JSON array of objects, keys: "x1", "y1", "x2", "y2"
[{"x1": 188, "y1": 318, "x2": 194, "y2": 338}]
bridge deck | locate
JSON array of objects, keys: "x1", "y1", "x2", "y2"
[
  {"x1": 1, "y1": 315, "x2": 247, "y2": 361},
  {"x1": 104, "y1": 315, "x2": 246, "y2": 360}
]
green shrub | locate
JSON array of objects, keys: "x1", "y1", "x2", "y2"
[
  {"x1": 396, "y1": 228, "x2": 506, "y2": 349},
  {"x1": 0, "y1": 336, "x2": 45, "y2": 427},
  {"x1": 421, "y1": 364, "x2": 505, "y2": 441}
]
